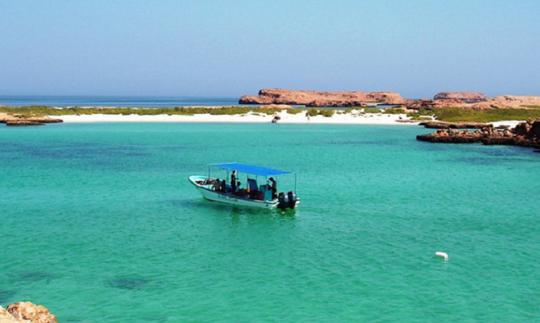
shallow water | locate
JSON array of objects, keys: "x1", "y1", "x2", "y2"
[{"x1": 0, "y1": 123, "x2": 539, "y2": 322}]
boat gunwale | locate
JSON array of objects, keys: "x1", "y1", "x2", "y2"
[{"x1": 188, "y1": 175, "x2": 279, "y2": 206}]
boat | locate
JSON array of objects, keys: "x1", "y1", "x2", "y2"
[{"x1": 188, "y1": 162, "x2": 300, "y2": 209}]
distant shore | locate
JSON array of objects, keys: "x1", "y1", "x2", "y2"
[{"x1": 0, "y1": 105, "x2": 527, "y2": 127}]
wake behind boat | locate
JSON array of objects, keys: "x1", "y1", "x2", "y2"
[{"x1": 188, "y1": 162, "x2": 300, "y2": 209}]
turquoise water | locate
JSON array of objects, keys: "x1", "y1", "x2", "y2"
[{"x1": 1, "y1": 123, "x2": 539, "y2": 322}]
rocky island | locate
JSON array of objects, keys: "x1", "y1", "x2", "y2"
[
  {"x1": 240, "y1": 89, "x2": 540, "y2": 110},
  {"x1": 239, "y1": 88, "x2": 405, "y2": 106}
]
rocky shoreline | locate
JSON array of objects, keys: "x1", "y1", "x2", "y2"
[
  {"x1": 0, "y1": 302, "x2": 56, "y2": 323},
  {"x1": 419, "y1": 121, "x2": 492, "y2": 129},
  {"x1": 0, "y1": 113, "x2": 63, "y2": 126},
  {"x1": 417, "y1": 119, "x2": 540, "y2": 151}
]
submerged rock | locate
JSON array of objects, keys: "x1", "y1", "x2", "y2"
[
  {"x1": 107, "y1": 275, "x2": 151, "y2": 290},
  {"x1": 0, "y1": 302, "x2": 56, "y2": 323}
]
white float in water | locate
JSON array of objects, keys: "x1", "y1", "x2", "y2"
[{"x1": 435, "y1": 251, "x2": 449, "y2": 261}]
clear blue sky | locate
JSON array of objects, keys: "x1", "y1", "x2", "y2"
[{"x1": 0, "y1": 0, "x2": 539, "y2": 98}]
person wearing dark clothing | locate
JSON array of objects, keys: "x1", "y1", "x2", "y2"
[
  {"x1": 213, "y1": 178, "x2": 221, "y2": 191},
  {"x1": 268, "y1": 177, "x2": 277, "y2": 199},
  {"x1": 221, "y1": 179, "x2": 226, "y2": 192},
  {"x1": 231, "y1": 170, "x2": 237, "y2": 193}
]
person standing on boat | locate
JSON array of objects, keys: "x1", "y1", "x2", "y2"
[
  {"x1": 231, "y1": 170, "x2": 237, "y2": 193},
  {"x1": 268, "y1": 177, "x2": 277, "y2": 199}
]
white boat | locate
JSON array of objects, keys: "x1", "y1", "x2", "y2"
[{"x1": 188, "y1": 162, "x2": 299, "y2": 209}]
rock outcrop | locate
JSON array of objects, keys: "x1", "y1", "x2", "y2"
[
  {"x1": 0, "y1": 113, "x2": 62, "y2": 126},
  {"x1": 419, "y1": 121, "x2": 492, "y2": 129},
  {"x1": 239, "y1": 89, "x2": 405, "y2": 106},
  {"x1": 417, "y1": 129, "x2": 484, "y2": 143},
  {"x1": 403, "y1": 92, "x2": 540, "y2": 110},
  {"x1": 417, "y1": 119, "x2": 540, "y2": 150},
  {"x1": 434, "y1": 92, "x2": 488, "y2": 103},
  {"x1": 0, "y1": 302, "x2": 57, "y2": 323},
  {"x1": 489, "y1": 95, "x2": 540, "y2": 108}
]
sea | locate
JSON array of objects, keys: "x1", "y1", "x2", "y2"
[
  {"x1": 0, "y1": 95, "x2": 239, "y2": 107},
  {"x1": 0, "y1": 122, "x2": 539, "y2": 322}
]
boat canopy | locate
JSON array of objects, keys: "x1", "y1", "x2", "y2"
[{"x1": 212, "y1": 162, "x2": 290, "y2": 176}]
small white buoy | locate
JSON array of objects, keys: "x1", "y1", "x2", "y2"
[{"x1": 435, "y1": 251, "x2": 449, "y2": 261}]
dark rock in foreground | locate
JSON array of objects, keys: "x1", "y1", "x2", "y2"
[{"x1": 1, "y1": 302, "x2": 56, "y2": 322}]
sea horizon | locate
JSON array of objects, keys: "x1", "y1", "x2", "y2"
[{"x1": 0, "y1": 95, "x2": 239, "y2": 107}]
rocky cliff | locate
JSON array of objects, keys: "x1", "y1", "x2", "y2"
[{"x1": 239, "y1": 89, "x2": 405, "y2": 106}]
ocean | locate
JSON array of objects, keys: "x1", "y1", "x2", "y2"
[
  {"x1": 0, "y1": 123, "x2": 539, "y2": 321},
  {"x1": 0, "y1": 95, "x2": 238, "y2": 107}
]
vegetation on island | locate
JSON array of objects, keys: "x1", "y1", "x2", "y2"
[
  {"x1": 362, "y1": 107, "x2": 382, "y2": 114},
  {"x1": 306, "y1": 108, "x2": 335, "y2": 117},
  {"x1": 0, "y1": 105, "x2": 304, "y2": 117},
  {"x1": 2, "y1": 104, "x2": 540, "y2": 123}
]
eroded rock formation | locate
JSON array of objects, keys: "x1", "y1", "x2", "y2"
[
  {"x1": 419, "y1": 121, "x2": 492, "y2": 129},
  {"x1": 0, "y1": 302, "x2": 57, "y2": 323},
  {"x1": 239, "y1": 89, "x2": 405, "y2": 106},
  {"x1": 434, "y1": 92, "x2": 487, "y2": 103},
  {"x1": 417, "y1": 119, "x2": 540, "y2": 150},
  {"x1": 241, "y1": 89, "x2": 540, "y2": 110},
  {"x1": 0, "y1": 113, "x2": 62, "y2": 126}
]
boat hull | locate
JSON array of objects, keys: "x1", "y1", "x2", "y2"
[{"x1": 188, "y1": 175, "x2": 280, "y2": 209}]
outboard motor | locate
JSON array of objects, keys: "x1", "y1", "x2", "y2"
[
  {"x1": 287, "y1": 191, "x2": 297, "y2": 208},
  {"x1": 277, "y1": 192, "x2": 289, "y2": 209}
]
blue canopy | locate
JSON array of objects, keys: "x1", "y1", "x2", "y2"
[{"x1": 213, "y1": 162, "x2": 290, "y2": 176}]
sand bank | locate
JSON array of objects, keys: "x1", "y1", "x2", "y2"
[{"x1": 57, "y1": 111, "x2": 417, "y2": 125}]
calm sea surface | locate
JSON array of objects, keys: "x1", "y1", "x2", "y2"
[
  {"x1": 0, "y1": 123, "x2": 539, "y2": 322},
  {"x1": 0, "y1": 95, "x2": 238, "y2": 107}
]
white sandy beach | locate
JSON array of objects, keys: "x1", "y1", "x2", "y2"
[{"x1": 57, "y1": 111, "x2": 418, "y2": 125}]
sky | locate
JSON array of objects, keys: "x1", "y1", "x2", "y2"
[{"x1": 0, "y1": 0, "x2": 539, "y2": 98}]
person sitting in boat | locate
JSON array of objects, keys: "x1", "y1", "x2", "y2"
[
  {"x1": 231, "y1": 170, "x2": 237, "y2": 193},
  {"x1": 237, "y1": 181, "x2": 242, "y2": 194},
  {"x1": 213, "y1": 178, "x2": 221, "y2": 191},
  {"x1": 268, "y1": 177, "x2": 277, "y2": 199},
  {"x1": 221, "y1": 179, "x2": 226, "y2": 192}
]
